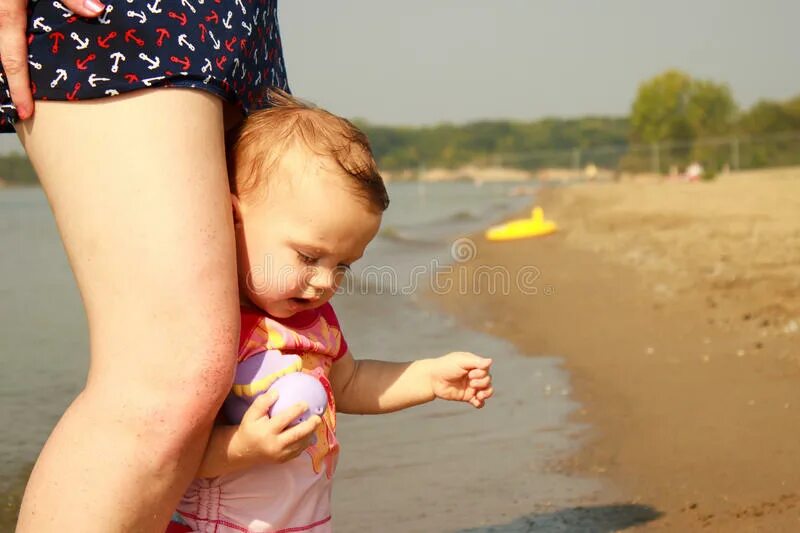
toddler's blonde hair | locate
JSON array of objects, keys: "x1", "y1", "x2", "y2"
[{"x1": 227, "y1": 89, "x2": 389, "y2": 212}]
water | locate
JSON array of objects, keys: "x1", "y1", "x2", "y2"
[{"x1": 0, "y1": 182, "x2": 601, "y2": 530}]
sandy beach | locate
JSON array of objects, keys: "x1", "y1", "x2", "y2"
[{"x1": 433, "y1": 168, "x2": 800, "y2": 531}]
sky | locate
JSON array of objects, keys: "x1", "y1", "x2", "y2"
[{"x1": 279, "y1": 0, "x2": 800, "y2": 125}]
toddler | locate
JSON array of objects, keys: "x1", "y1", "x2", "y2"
[{"x1": 168, "y1": 91, "x2": 494, "y2": 533}]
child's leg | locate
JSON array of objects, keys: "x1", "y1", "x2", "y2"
[{"x1": 15, "y1": 89, "x2": 240, "y2": 531}]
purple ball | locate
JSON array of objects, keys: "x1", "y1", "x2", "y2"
[{"x1": 268, "y1": 373, "x2": 328, "y2": 427}]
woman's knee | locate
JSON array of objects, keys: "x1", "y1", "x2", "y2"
[{"x1": 88, "y1": 300, "x2": 240, "y2": 421}]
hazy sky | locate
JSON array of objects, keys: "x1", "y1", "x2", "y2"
[{"x1": 280, "y1": 0, "x2": 800, "y2": 125}]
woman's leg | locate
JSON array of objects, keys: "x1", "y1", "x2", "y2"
[{"x1": 15, "y1": 90, "x2": 240, "y2": 532}]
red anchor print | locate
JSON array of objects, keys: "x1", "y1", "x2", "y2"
[
  {"x1": 156, "y1": 28, "x2": 171, "y2": 47},
  {"x1": 66, "y1": 82, "x2": 81, "y2": 101},
  {"x1": 48, "y1": 32, "x2": 65, "y2": 54},
  {"x1": 168, "y1": 11, "x2": 188, "y2": 26},
  {"x1": 124, "y1": 29, "x2": 145, "y2": 47},
  {"x1": 170, "y1": 56, "x2": 191, "y2": 71},
  {"x1": 97, "y1": 31, "x2": 117, "y2": 49},
  {"x1": 76, "y1": 53, "x2": 96, "y2": 70}
]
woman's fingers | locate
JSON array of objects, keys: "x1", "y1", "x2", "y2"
[
  {"x1": 62, "y1": 0, "x2": 106, "y2": 17},
  {"x1": 0, "y1": 0, "x2": 104, "y2": 119},
  {"x1": 0, "y1": 1, "x2": 33, "y2": 118}
]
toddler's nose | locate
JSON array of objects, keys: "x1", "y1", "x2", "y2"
[{"x1": 308, "y1": 267, "x2": 336, "y2": 292}]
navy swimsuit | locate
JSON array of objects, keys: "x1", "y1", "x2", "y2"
[{"x1": 0, "y1": 0, "x2": 289, "y2": 132}]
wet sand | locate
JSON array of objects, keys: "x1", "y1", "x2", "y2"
[{"x1": 433, "y1": 168, "x2": 800, "y2": 531}]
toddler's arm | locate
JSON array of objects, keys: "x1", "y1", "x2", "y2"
[
  {"x1": 330, "y1": 351, "x2": 493, "y2": 415},
  {"x1": 196, "y1": 391, "x2": 321, "y2": 478}
]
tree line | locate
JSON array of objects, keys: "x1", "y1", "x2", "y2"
[
  {"x1": 358, "y1": 69, "x2": 800, "y2": 174},
  {"x1": 2, "y1": 69, "x2": 799, "y2": 185}
]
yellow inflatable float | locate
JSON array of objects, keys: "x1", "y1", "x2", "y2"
[{"x1": 485, "y1": 206, "x2": 557, "y2": 241}]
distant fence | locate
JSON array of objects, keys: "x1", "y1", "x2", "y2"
[{"x1": 477, "y1": 130, "x2": 800, "y2": 176}]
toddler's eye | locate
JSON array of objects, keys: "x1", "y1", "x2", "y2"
[{"x1": 297, "y1": 252, "x2": 317, "y2": 265}]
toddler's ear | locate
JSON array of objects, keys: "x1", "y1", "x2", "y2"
[{"x1": 231, "y1": 194, "x2": 244, "y2": 226}]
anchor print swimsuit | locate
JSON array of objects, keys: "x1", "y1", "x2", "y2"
[{"x1": 0, "y1": 0, "x2": 289, "y2": 132}]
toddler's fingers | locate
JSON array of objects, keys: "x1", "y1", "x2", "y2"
[
  {"x1": 477, "y1": 387, "x2": 494, "y2": 401},
  {"x1": 468, "y1": 368, "x2": 488, "y2": 379},
  {"x1": 470, "y1": 376, "x2": 491, "y2": 389},
  {"x1": 469, "y1": 396, "x2": 484, "y2": 408},
  {"x1": 270, "y1": 401, "x2": 309, "y2": 431},
  {"x1": 473, "y1": 356, "x2": 493, "y2": 369},
  {"x1": 280, "y1": 415, "x2": 321, "y2": 445},
  {"x1": 241, "y1": 390, "x2": 279, "y2": 424}
]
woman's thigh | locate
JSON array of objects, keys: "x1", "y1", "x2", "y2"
[{"x1": 16, "y1": 89, "x2": 239, "y2": 401}]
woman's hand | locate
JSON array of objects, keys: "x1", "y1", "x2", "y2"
[
  {"x1": 429, "y1": 351, "x2": 494, "y2": 408},
  {"x1": 0, "y1": 0, "x2": 105, "y2": 119},
  {"x1": 231, "y1": 390, "x2": 322, "y2": 465}
]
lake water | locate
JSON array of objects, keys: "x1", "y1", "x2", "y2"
[{"x1": 0, "y1": 181, "x2": 601, "y2": 531}]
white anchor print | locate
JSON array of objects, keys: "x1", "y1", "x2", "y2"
[
  {"x1": 208, "y1": 30, "x2": 221, "y2": 50},
  {"x1": 142, "y1": 76, "x2": 166, "y2": 87},
  {"x1": 178, "y1": 34, "x2": 196, "y2": 52},
  {"x1": 127, "y1": 10, "x2": 147, "y2": 24},
  {"x1": 181, "y1": 0, "x2": 197, "y2": 14},
  {"x1": 32, "y1": 17, "x2": 52, "y2": 32},
  {"x1": 88, "y1": 74, "x2": 111, "y2": 88},
  {"x1": 147, "y1": 0, "x2": 162, "y2": 14},
  {"x1": 138, "y1": 52, "x2": 161, "y2": 70},
  {"x1": 69, "y1": 32, "x2": 90, "y2": 50},
  {"x1": 52, "y1": 1, "x2": 73, "y2": 18},
  {"x1": 110, "y1": 52, "x2": 126, "y2": 73},
  {"x1": 98, "y1": 5, "x2": 115, "y2": 24},
  {"x1": 50, "y1": 69, "x2": 68, "y2": 88}
]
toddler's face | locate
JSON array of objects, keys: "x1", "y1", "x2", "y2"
[{"x1": 233, "y1": 144, "x2": 382, "y2": 318}]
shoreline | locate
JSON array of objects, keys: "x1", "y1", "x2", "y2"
[{"x1": 431, "y1": 168, "x2": 800, "y2": 530}]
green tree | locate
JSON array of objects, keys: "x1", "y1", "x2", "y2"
[
  {"x1": 686, "y1": 79, "x2": 737, "y2": 137},
  {"x1": 630, "y1": 70, "x2": 694, "y2": 143},
  {"x1": 738, "y1": 100, "x2": 798, "y2": 135},
  {"x1": 631, "y1": 70, "x2": 736, "y2": 142},
  {"x1": 629, "y1": 70, "x2": 737, "y2": 172}
]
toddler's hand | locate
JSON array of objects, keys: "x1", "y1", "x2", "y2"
[
  {"x1": 430, "y1": 352, "x2": 494, "y2": 408},
  {"x1": 232, "y1": 390, "x2": 321, "y2": 464}
]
